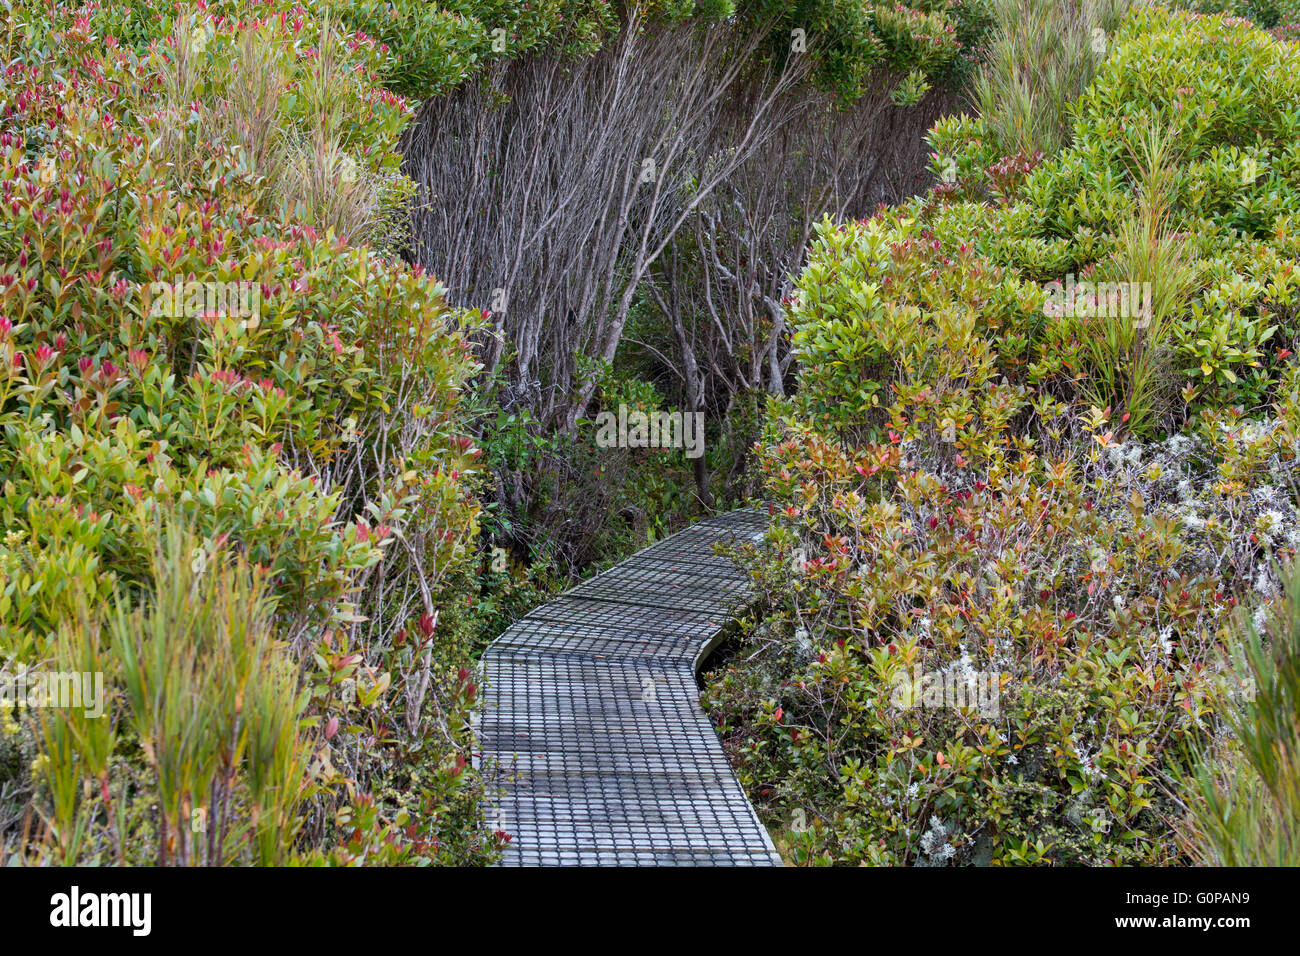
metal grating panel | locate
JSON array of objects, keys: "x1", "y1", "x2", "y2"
[
  {"x1": 523, "y1": 597, "x2": 725, "y2": 635},
  {"x1": 480, "y1": 509, "x2": 782, "y2": 866}
]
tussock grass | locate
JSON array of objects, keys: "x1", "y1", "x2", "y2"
[
  {"x1": 972, "y1": 0, "x2": 1133, "y2": 158},
  {"x1": 1179, "y1": 566, "x2": 1300, "y2": 866},
  {"x1": 1079, "y1": 125, "x2": 1202, "y2": 436}
]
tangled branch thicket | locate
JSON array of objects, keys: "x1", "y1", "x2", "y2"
[{"x1": 404, "y1": 13, "x2": 952, "y2": 553}]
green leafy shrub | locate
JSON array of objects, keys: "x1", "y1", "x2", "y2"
[
  {"x1": 710, "y1": 369, "x2": 1300, "y2": 863},
  {"x1": 0, "y1": 1, "x2": 492, "y2": 864},
  {"x1": 708, "y1": 5, "x2": 1300, "y2": 865},
  {"x1": 1183, "y1": 0, "x2": 1300, "y2": 27},
  {"x1": 335, "y1": 0, "x2": 617, "y2": 100},
  {"x1": 739, "y1": 0, "x2": 992, "y2": 102},
  {"x1": 925, "y1": 5, "x2": 1300, "y2": 423},
  {"x1": 788, "y1": 209, "x2": 1042, "y2": 451}
]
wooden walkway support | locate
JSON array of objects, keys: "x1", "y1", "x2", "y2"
[{"x1": 479, "y1": 510, "x2": 782, "y2": 866}]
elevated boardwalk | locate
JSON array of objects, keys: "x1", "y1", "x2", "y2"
[{"x1": 479, "y1": 510, "x2": 782, "y2": 866}]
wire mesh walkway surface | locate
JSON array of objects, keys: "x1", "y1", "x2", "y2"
[{"x1": 480, "y1": 509, "x2": 782, "y2": 866}]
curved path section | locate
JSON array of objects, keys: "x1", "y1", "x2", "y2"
[{"x1": 479, "y1": 510, "x2": 782, "y2": 866}]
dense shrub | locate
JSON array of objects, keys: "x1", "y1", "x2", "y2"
[
  {"x1": 0, "y1": 2, "x2": 494, "y2": 864},
  {"x1": 706, "y1": 5, "x2": 1300, "y2": 865},
  {"x1": 926, "y1": 5, "x2": 1300, "y2": 423},
  {"x1": 1184, "y1": 0, "x2": 1300, "y2": 27}
]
